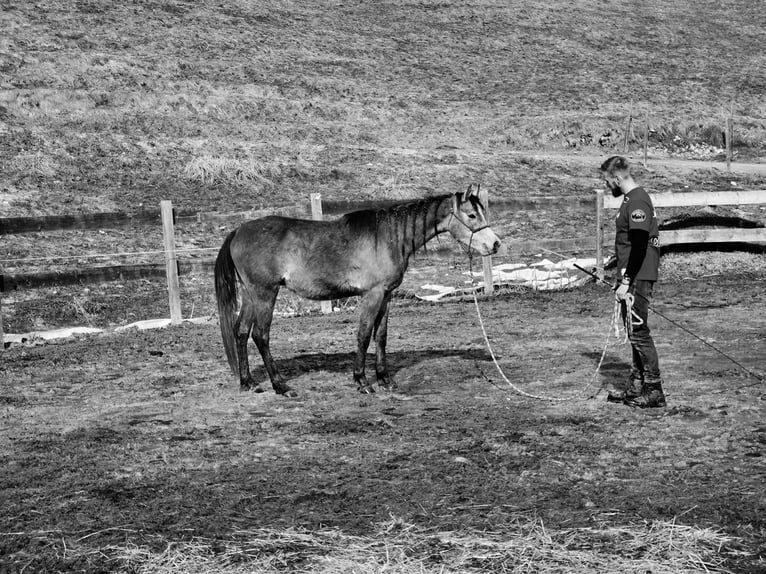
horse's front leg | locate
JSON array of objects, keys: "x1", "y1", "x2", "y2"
[
  {"x1": 354, "y1": 288, "x2": 386, "y2": 393},
  {"x1": 373, "y1": 292, "x2": 396, "y2": 390}
]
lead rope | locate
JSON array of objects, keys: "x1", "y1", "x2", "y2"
[
  {"x1": 613, "y1": 293, "x2": 642, "y2": 344},
  {"x1": 472, "y1": 293, "x2": 618, "y2": 401},
  {"x1": 466, "y1": 248, "x2": 619, "y2": 401}
]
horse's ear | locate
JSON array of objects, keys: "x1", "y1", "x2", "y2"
[
  {"x1": 477, "y1": 184, "x2": 488, "y2": 208},
  {"x1": 462, "y1": 184, "x2": 473, "y2": 202}
]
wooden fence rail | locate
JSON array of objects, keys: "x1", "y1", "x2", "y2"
[
  {"x1": 3, "y1": 191, "x2": 764, "y2": 345},
  {"x1": 0, "y1": 196, "x2": 609, "y2": 236},
  {"x1": 0, "y1": 204, "x2": 311, "y2": 235},
  {"x1": 595, "y1": 189, "x2": 766, "y2": 279}
]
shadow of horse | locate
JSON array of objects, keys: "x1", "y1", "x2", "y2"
[{"x1": 248, "y1": 348, "x2": 493, "y2": 387}]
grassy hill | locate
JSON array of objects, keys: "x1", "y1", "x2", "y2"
[{"x1": 1, "y1": 0, "x2": 765, "y2": 216}]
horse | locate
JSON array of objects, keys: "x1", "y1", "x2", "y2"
[{"x1": 214, "y1": 184, "x2": 501, "y2": 397}]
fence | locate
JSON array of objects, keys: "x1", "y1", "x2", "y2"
[
  {"x1": 3, "y1": 190, "x2": 764, "y2": 344},
  {"x1": 0, "y1": 193, "x2": 497, "y2": 342},
  {"x1": 620, "y1": 101, "x2": 737, "y2": 170},
  {"x1": 595, "y1": 189, "x2": 766, "y2": 280}
]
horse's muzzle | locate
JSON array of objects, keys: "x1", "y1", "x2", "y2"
[{"x1": 471, "y1": 228, "x2": 501, "y2": 256}]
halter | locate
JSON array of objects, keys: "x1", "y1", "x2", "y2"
[
  {"x1": 446, "y1": 204, "x2": 491, "y2": 262},
  {"x1": 448, "y1": 208, "x2": 491, "y2": 235}
]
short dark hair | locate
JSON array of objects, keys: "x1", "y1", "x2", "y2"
[{"x1": 600, "y1": 155, "x2": 630, "y2": 175}]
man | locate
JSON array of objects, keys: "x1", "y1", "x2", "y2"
[{"x1": 600, "y1": 155, "x2": 666, "y2": 408}]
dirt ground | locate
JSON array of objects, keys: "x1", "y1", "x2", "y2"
[{"x1": 1, "y1": 271, "x2": 764, "y2": 572}]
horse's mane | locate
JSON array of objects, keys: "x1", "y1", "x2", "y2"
[{"x1": 341, "y1": 194, "x2": 450, "y2": 260}]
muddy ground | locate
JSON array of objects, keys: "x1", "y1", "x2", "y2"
[{"x1": 1, "y1": 271, "x2": 764, "y2": 572}]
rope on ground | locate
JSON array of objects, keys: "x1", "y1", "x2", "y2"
[{"x1": 472, "y1": 292, "x2": 616, "y2": 402}]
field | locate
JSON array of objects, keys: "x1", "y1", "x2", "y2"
[
  {"x1": 2, "y1": 266, "x2": 765, "y2": 572},
  {"x1": 2, "y1": 0, "x2": 766, "y2": 218},
  {"x1": 1, "y1": 1, "x2": 766, "y2": 572}
]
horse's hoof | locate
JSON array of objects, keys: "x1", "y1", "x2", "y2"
[
  {"x1": 378, "y1": 379, "x2": 398, "y2": 391},
  {"x1": 358, "y1": 384, "x2": 376, "y2": 394},
  {"x1": 240, "y1": 375, "x2": 258, "y2": 391}
]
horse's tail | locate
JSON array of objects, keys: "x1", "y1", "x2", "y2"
[{"x1": 214, "y1": 230, "x2": 240, "y2": 376}]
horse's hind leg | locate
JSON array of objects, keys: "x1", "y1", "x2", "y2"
[
  {"x1": 234, "y1": 297, "x2": 260, "y2": 392},
  {"x1": 248, "y1": 287, "x2": 297, "y2": 397},
  {"x1": 373, "y1": 292, "x2": 397, "y2": 390}
]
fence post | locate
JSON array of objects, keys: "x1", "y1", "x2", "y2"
[
  {"x1": 623, "y1": 98, "x2": 633, "y2": 153},
  {"x1": 726, "y1": 112, "x2": 733, "y2": 172},
  {"x1": 642, "y1": 111, "x2": 649, "y2": 168},
  {"x1": 161, "y1": 200, "x2": 183, "y2": 325},
  {"x1": 482, "y1": 196, "x2": 494, "y2": 295},
  {"x1": 595, "y1": 189, "x2": 605, "y2": 282},
  {"x1": 0, "y1": 296, "x2": 4, "y2": 351},
  {"x1": 310, "y1": 193, "x2": 333, "y2": 314}
]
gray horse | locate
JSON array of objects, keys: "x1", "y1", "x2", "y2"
[{"x1": 214, "y1": 184, "x2": 501, "y2": 396}]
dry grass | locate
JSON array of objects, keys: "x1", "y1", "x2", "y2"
[
  {"x1": 660, "y1": 252, "x2": 766, "y2": 281},
  {"x1": 7, "y1": 151, "x2": 59, "y2": 177},
  {"x1": 87, "y1": 516, "x2": 748, "y2": 573},
  {"x1": 2, "y1": 0, "x2": 765, "y2": 215},
  {"x1": 183, "y1": 156, "x2": 281, "y2": 187}
]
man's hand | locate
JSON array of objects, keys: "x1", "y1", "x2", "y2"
[{"x1": 614, "y1": 278, "x2": 631, "y2": 301}]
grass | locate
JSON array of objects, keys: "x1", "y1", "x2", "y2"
[
  {"x1": 1, "y1": 1, "x2": 765, "y2": 215},
  {"x1": 1, "y1": 8, "x2": 765, "y2": 569},
  {"x1": 183, "y1": 156, "x2": 281, "y2": 187},
  {"x1": 660, "y1": 251, "x2": 766, "y2": 281},
  {"x1": 14, "y1": 515, "x2": 747, "y2": 573}
]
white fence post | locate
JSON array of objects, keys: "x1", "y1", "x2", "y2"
[
  {"x1": 595, "y1": 189, "x2": 605, "y2": 281},
  {"x1": 482, "y1": 196, "x2": 494, "y2": 295},
  {"x1": 161, "y1": 200, "x2": 183, "y2": 325},
  {"x1": 310, "y1": 193, "x2": 333, "y2": 314}
]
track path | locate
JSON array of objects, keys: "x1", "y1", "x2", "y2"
[{"x1": 509, "y1": 150, "x2": 766, "y2": 175}]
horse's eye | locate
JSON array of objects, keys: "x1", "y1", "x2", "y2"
[{"x1": 468, "y1": 213, "x2": 477, "y2": 219}]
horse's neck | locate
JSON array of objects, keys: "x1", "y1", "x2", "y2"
[
  {"x1": 386, "y1": 196, "x2": 450, "y2": 261},
  {"x1": 419, "y1": 196, "x2": 451, "y2": 246}
]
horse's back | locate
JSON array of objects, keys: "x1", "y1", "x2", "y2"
[
  {"x1": 233, "y1": 215, "x2": 350, "y2": 254},
  {"x1": 228, "y1": 215, "x2": 391, "y2": 298}
]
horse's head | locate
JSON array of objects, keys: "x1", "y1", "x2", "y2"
[{"x1": 446, "y1": 184, "x2": 501, "y2": 255}]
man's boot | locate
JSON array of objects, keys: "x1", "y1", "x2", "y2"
[
  {"x1": 626, "y1": 380, "x2": 666, "y2": 408},
  {"x1": 607, "y1": 373, "x2": 643, "y2": 403}
]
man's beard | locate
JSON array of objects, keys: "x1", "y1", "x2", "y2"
[{"x1": 608, "y1": 183, "x2": 622, "y2": 197}]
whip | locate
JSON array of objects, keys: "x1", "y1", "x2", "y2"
[{"x1": 572, "y1": 263, "x2": 764, "y2": 386}]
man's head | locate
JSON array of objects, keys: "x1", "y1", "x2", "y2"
[{"x1": 600, "y1": 155, "x2": 635, "y2": 197}]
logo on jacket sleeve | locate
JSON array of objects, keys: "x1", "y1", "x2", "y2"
[{"x1": 630, "y1": 209, "x2": 647, "y2": 222}]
